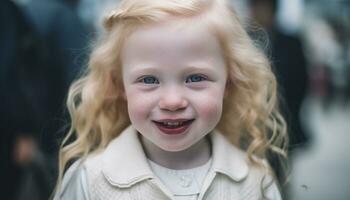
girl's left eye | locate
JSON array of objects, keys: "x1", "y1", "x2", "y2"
[{"x1": 185, "y1": 74, "x2": 206, "y2": 83}]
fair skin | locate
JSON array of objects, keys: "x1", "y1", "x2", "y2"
[{"x1": 122, "y1": 19, "x2": 227, "y2": 169}]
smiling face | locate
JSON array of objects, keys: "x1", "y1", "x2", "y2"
[{"x1": 122, "y1": 20, "x2": 227, "y2": 152}]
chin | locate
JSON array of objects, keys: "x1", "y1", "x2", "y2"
[{"x1": 158, "y1": 142, "x2": 193, "y2": 152}]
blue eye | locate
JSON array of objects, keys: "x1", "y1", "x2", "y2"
[
  {"x1": 186, "y1": 74, "x2": 206, "y2": 83},
  {"x1": 140, "y1": 76, "x2": 159, "y2": 84}
]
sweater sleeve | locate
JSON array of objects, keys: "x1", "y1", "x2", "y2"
[{"x1": 53, "y1": 161, "x2": 91, "y2": 200}]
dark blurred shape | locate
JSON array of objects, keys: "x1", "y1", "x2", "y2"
[
  {"x1": 323, "y1": 10, "x2": 350, "y2": 104},
  {"x1": 13, "y1": 136, "x2": 53, "y2": 200},
  {"x1": 17, "y1": 0, "x2": 90, "y2": 85},
  {"x1": 12, "y1": 0, "x2": 90, "y2": 156},
  {"x1": 0, "y1": 1, "x2": 55, "y2": 200},
  {"x1": 250, "y1": 0, "x2": 309, "y2": 150},
  {"x1": 1, "y1": 0, "x2": 89, "y2": 199},
  {"x1": 248, "y1": 0, "x2": 309, "y2": 185},
  {"x1": 303, "y1": 1, "x2": 350, "y2": 107}
]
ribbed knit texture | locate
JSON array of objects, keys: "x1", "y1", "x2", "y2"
[
  {"x1": 84, "y1": 154, "x2": 270, "y2": 200},
  {"x1": 55, "y1": 128, "x2": 281, "y2": 200}
]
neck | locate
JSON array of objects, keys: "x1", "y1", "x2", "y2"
[{"x1": 140, "y1": 135, "x2": 211, "y2": 170}]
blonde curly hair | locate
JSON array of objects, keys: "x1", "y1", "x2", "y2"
[{"x1": 56, "y1": 0, "x2": 288, "y2": 195}]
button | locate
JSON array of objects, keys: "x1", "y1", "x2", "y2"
[{"x1": 180, "y1": 175, "x2": 193, "y2": 188}]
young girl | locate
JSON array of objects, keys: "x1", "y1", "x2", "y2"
[{"x1": 54, "y1": 0, "x2": 287, "y2": 199}]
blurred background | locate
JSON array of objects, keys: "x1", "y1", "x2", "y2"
[{"x1": 0, "y1": 0, "x2": 349, "y2": 199}]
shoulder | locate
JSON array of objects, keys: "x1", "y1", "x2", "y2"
[
  {"x1": 241, "y1": 160, "x2": 282, "y2": 200},
  {"x1": 54, "y1": 153, "x2": 107, "y2": 200},
  {"x1": 54, "y1": 159, "x2": 91, "y2": 200},
  {"x1": 210, "y1": 131, "x2": 282, "y2": 199},
  {"x1": 84, "y1": 151, "x2": 104, "y2": 178}
]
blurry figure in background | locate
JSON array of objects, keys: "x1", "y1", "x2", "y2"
[
  {"x1": 64, "y1": 0, "x2": 121, "y2": 37},
  {"x1": 12, "y1": 0, "x2": 90, "y2": 155},
  {"x1": 0, "y1": 1, "x2": 54, "y2": 200},
  {"x1": 328, "y1": 8, "x2": 350, "y2": 104},
  {"x1": 249, "y1": 0, "x2": 309, "y2": 149},
  {"x1": 288, "y1": 2, "x2": 350, "y2": 199},
  {"x1": 302, "y1": 3, "x2": 350, "y2": 106},
  {"x1": 13, "y1": 135, "x2": 53, "y2": 200},
  {"x1": 14, "y1": 0, "x2": 89, "y2": 84},
  {"x1": 1, "y1": 0, "x2": 90, "y2": 199},
  {"x1": 248, "y1": 0, "x2": 309, "y2": 183}
]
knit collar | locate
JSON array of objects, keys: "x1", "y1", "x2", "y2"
[{"x1": 101, "y1": 125, "x2": 249, "y2": 188}]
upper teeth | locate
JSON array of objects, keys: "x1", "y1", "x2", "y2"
[{"x1": 163, "y1": 121, "x2": 182, "y2": 126}]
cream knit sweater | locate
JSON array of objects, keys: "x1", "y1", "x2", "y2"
[{"x1": 55, "y1": 126, "x2": 282, "y2": 200}]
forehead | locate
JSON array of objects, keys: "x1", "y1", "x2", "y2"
[{"x1": 121, "y1": 20, "x2": 223, "y2": 63}]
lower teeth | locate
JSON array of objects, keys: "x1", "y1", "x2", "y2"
[
  {"x1": 156, "y1": 120, "x2": 193, "y2": 128},
  {"x1": 165, "y1": 124, "x2": 182, "y2": 128}
]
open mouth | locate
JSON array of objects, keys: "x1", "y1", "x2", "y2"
[
  {"x1": 153, "y1": 119, "x2": 194, "y2": 128},
  {"x1": 152, "y1": 119, "x2": 195, "y2": 135}
]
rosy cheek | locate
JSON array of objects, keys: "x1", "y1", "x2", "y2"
[
  {"x1": 126, "y1": 90, "x2": 156, "y2": 122},
  {"x1": 128, "y1": 103, "x2": 144, "y2": 122},
  {"x1": 195, "y1": 90, "x2": 224, "y2": 121},
  {"x1": 201, "y1": 99, "x2": 222, "y2": 120}
]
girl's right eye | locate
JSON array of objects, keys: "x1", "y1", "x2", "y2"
[{"x1": 139, "y1": 76, "x2": 159, "y2": 84}]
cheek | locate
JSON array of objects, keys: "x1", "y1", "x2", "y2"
[
  {"x1": 200, "y1": 98, "x2": 223, "y2": 122},
  {"x1": 127, "y1": 101, "x2": 144, "y2": 123},
  {"x1": 194, "y1": 87, "x2": 225, "y2": 122},
  {"x1": 126, "y1": 90, "x2": 156, "y2": 122}
]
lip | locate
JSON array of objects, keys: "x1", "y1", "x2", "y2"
[
  {"x1": 152, "y1": 119, "x2": 195, "y2": 135},
  {"x1": 153, "y1": 118, "x2": 193, "y2": 123}
]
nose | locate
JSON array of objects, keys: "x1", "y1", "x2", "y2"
[{"x1": 158, "y1": 87, "x2": 188, "y2": 111}]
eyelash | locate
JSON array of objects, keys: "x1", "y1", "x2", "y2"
[
  {"x1": 137, "y1": 74, "x2": 207, "y2": 84},
  {"x1": 185, "y1": 74, "x2": 207, "y2": 83},
  {"x1": 138, "y1": 76, "x2": 159, "y2": 84}
]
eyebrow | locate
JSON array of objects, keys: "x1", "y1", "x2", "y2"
[
  {"x1": 129, "y1": 66, "x2": 159, "y2": 75},
  {"x1": 129, "y1": 64, "x2": 216, "y2": 75},
  {"x1": 126, "y1": 63, "x2": 216, "y2": 79},
  {"x1": 184, "y1": 65, "x2": 215, "y2": 73}
]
